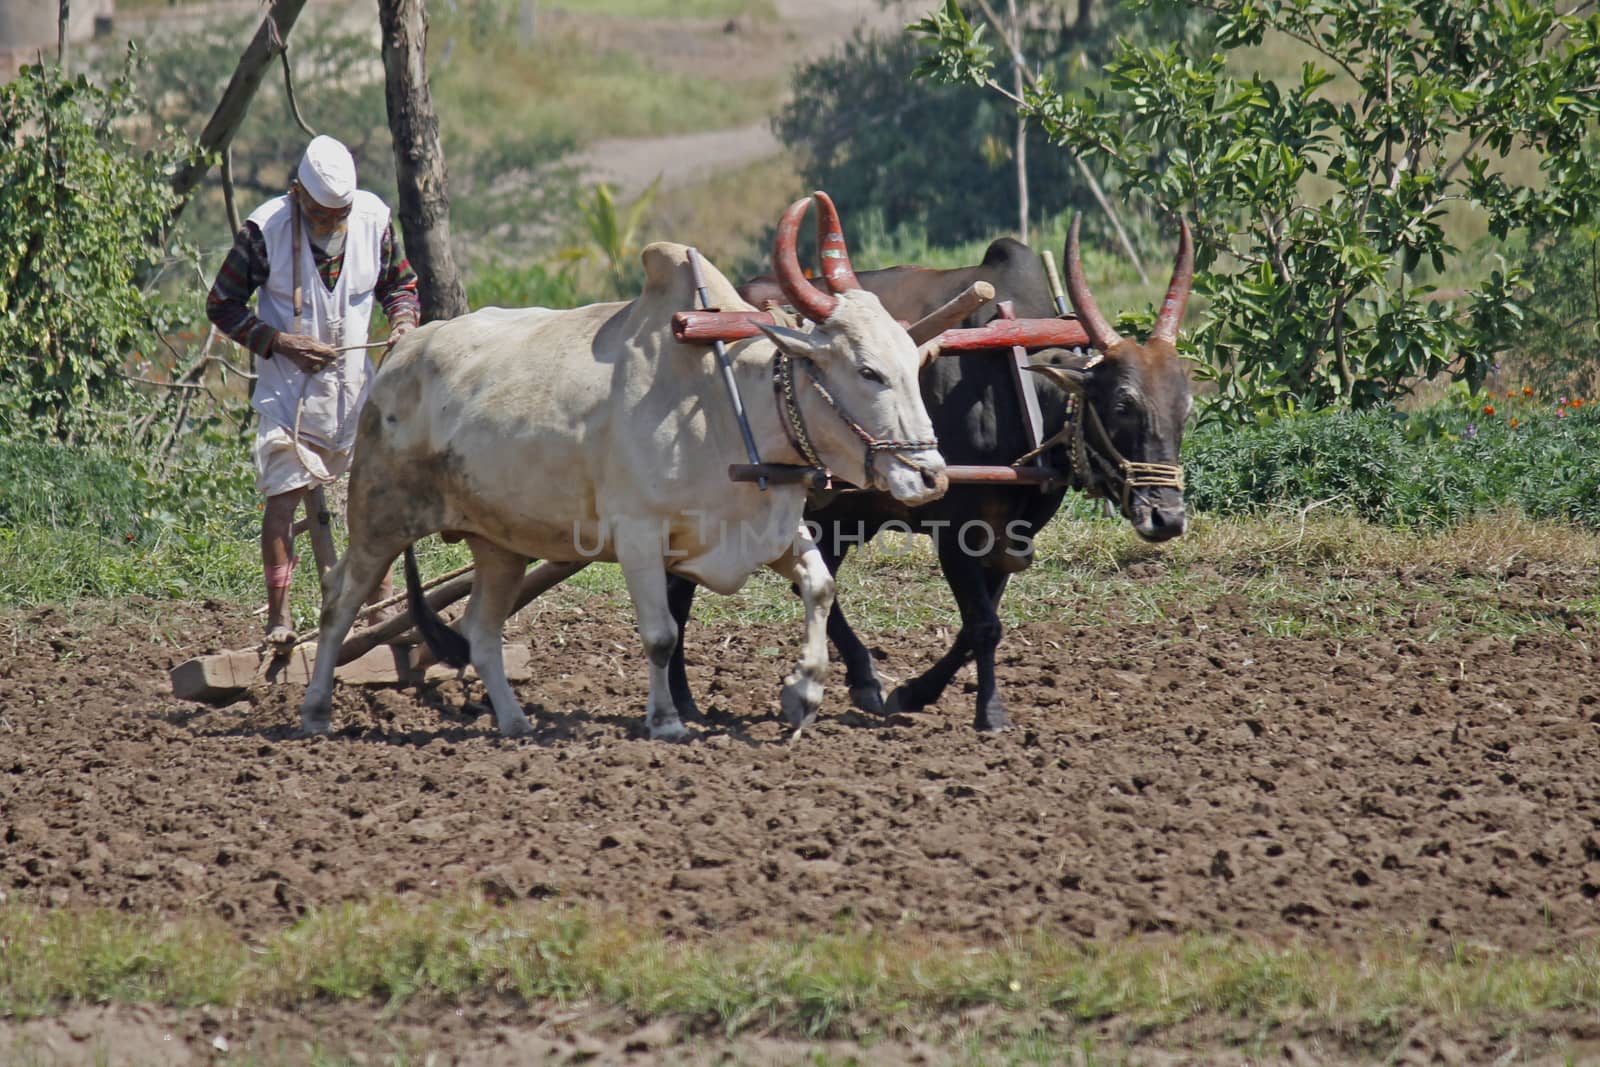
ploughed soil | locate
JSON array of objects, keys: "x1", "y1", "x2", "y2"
[{"x1": 3, "y1": 564, "x2": 1599, "y2": 1063}]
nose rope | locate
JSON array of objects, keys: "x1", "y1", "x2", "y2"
[
  {"x1": 1014, "y1": 375, "x2": 1184, "y2": 516},
  {"x1": 772, "y1": 348, "x2": 938, "y2": 486}
]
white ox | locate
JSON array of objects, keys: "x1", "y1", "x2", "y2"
[{"x1": 298, "y1": 193, "x2": 948, "y2": 739}]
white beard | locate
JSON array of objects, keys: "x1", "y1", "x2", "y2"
[{"x1": 309, "y1": 225, "x2": 347, "y2": 259}]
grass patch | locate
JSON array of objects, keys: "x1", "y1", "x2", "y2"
[
  {"x1": 9, "y1": 428, "x2": 1599, "y2": 644},
  {"x1": 596, "y1": 508, "x2": 1600, "y2": 642},
  {"x1": 432, "y1": 26, "x2": 781, "y2": 150},
  {"x1": 3, "y1": 894, "x2": 1598, "y2": 1041}
]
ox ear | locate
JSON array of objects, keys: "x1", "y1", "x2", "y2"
[
  {"x1": 1025, "y1": 349, "x2": 1103, "y2": 390},
  {"x1": 757, "y1": 322, "x2": 831, "y2": 362}
]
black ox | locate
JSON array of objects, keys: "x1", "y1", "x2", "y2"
[{"x1": 665, "y1": 217, "x2": 1196, "y2": 732}]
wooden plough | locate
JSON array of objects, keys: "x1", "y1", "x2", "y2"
[{"x1": 170, "y1": 561, "x2": 584, "y2": 704}]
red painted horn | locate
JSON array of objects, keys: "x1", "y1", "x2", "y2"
[
  {"x1": 773, "y1": 195, "x2": 838, "y2": 323},
  {"x1": 1064, "y1": 214, "x2": 1122, "y2": 351},
  {"x1": 812, "y1": 190, "x2": 861, "y2": 294},
  {"x1": 1152, "y1": 217, "x2": 1194, "y2": 343}
]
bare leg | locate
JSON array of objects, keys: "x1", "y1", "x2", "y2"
[
  {"x1": 262, "y1": 487, "x2": 307, "y2": 646},
  {"x1": 767, "y1": 531, "x2": 835, "y2": 731},
  {"x1": 459, "y1": 538, "x2": 534, "y2": 737},
  {"x1": 616, "y1": 527, "x2": 688, "y2": 741}
]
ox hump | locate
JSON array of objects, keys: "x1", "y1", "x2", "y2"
[{"x1": 640, "y1": 241, "x2": 751, "y2": 313}]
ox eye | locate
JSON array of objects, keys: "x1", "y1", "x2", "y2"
[{"x1": 859, "y1": 365, "x2": 887, "y2": 385}]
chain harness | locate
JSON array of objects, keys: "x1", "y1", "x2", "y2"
[
  {"x1": 772, "y1": 345, "x2": 938, "y2": 487},
  {"x1": 1014, "y1": 356, "x2": 1186, "y2": 517}
]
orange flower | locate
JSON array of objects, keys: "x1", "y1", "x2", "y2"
[
  {"x1": 1510, "y1": 417, "x2": 1519, "y2": 428},
  {"x1": 1574, "y1": 398, "x2": 1586, "y2": 408},
  {"x1": 1482, "y1": 404, "x2": 1496, "y2": 416}
]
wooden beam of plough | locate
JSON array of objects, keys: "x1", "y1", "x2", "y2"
[{"x1": 170, "y1": 559, "x2": 588, "y2": 703}]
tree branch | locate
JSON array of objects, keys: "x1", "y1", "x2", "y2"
[{"x1": 970, "y1": 0, "x2": 1148, "y2": 282}]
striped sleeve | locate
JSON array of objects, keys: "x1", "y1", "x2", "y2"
[
  {"x1": 205, "y1": 223, "x2": 278, "y2": 359},
  {"x1": 376, "y1": 224, "x2": 422, "y2": 327}
]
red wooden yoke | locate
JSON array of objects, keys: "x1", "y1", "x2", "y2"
[
  {"x1": 673, "y1": 309, "x2": 1087, "y2": 489},
  {"x1": 671, "y1": 310, "x2": 1089, "y2": 352}
]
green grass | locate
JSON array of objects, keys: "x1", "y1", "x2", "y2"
[
  {"x1": 8, "y1": 424, "x2": 1600, "y2": 646},
  {"x1": 431, "y1": 25, "x2": 781, "y2": 151},
  {"x1": 3, "y1": 893, "x2": 1597, "y2": 1043},
  {"x1": 601, "y1": 506, "x2": 1600, "y2": 643}
]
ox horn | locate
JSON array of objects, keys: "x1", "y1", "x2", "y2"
[
  {"x1": 773, "y1": 195, "x2": 839, "y2": 323},
  {"x1": 812, "y1": 190, "x2": 862, "y2": 294},
  {"x1": 1063, "y1": 214, "x2": 1122, "y2": 351},
  {"x1": 1152, "y1": 217, "x2": 1194, "y2": 344}
]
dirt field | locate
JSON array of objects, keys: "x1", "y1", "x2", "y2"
[{"x1": 3, "y1": 559, "x2": 1599, "y2": 1062}]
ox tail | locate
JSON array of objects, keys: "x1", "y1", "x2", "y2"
[{"x1": 404, "y1": 544, "x2": 471, "y2": 669}]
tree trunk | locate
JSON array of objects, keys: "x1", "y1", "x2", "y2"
[
  {"x1": 166, "y1": 0, "x2": 311, "y2": 230},
  {"x1": 379, "y1": 0, "x2": 469, "y2": 321},
  {"x1": 1007, "y1": 0, "x2": 1028, "y2": 244},
  {"x1": 57, "y1": 0, "x2": 69, "y2": 73},
  {"x1": 1076, "y1": 0, "x2": 1093, "y2": 34}
]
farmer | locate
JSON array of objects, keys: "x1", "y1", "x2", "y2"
[{"x1": 206, "y1": 134, "x2": 421, "y2": 649}]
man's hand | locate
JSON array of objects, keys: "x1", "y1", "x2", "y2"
[
  {"x1": 384, "y1": 320, "x2": 416, "y2": 358},
  {"x1": 273, "y1": 332, "x2": 337, "y2": 374}
]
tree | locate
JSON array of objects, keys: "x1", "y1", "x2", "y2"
[
  {"x1": 380, "y1": 0, "x2": 468, "y2": 321},
  {"x1": 777, "y1": 2, "x2": 1207, "y2": 247},
  {"x1": 914, "y1": 0, "x2": 1600, "y2": 422},
  {"x1": 776, "y1": 27, "x2": 1082, "y2": 244},
  {"x1": 114, "y1": 14, "x2": 395, "y2": 241},
  {"x1": 0, "y1": 60, "x2": 197, "y2": 437}
]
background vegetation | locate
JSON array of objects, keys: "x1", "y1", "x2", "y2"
[
  {"x1": 914, "y1": 0, "x2": 1600, "y2": 422},
  {"x1": 1, "y1": 0, "x2": 1597, "y2": 619}
]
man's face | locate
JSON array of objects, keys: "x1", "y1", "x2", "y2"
[{"x1": 292, "y1": 181, "x2": 351, "y2": 240}]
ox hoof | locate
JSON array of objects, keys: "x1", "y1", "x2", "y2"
[
  {"x1": 649, "y1": 718, "x2": 690, "y2": 742},
  {"x1": 848, "y1": 681, "x2": 886, "y2": 717},
  {"x1": 883, "y1": 684, "x2": 925, "y2": 716},
  {"x1": 297, "y1": 714, "x2": 332, "y2": 738},
  {"x1": 781, "y1": 677, "x2": 822, "y2": 730},
  {"x1": 976, "y1": 713, "x2": 1013, "y2": 734},
  {"x1": 975, "y1": 698, "x2": 1011, "y2": 733},
  {"x1": 498, "y1": 715, "x2": 535, "y2": 739}
]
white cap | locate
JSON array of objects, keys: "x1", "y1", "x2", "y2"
[{"x1": 296, "y1": 135, "x2": 356, "y2": 209}]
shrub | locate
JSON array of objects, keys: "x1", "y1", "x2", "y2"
[
  {"x1": 0, "y1": 58, "x2": 198, "y2": 436},
  {"x1": 1185, "y1": 396, "x2": 1600, "y2": 527}
]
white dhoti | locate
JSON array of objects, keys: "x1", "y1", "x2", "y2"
[{"x1": 253, "y1": 423, "x2": 352, "y2": 497}]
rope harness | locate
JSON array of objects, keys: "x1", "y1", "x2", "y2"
[
  {"x1": 772, "y1": 346, "x2": 938, "y2": 487},
  {"x1": 1014, "y1": 360, "x2": 1185, "y2": 517}
]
